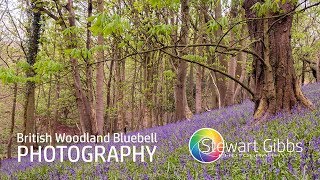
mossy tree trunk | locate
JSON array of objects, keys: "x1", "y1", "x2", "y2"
[
  {"x1": 243, "y1": 0, "x2": 313, "y2": 121},
  {"x1": 23, "y1": 1, "x2": 41, "y2": 151}
]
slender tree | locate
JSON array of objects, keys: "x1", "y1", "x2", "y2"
[
  {"x1": 67, "y1": 0, "x2": 92, "y2": 133},
  {"x1": 95, "y1": 0, "x2": 105, "y2": 135},
  {"x1": 214, "y1": 0, "x2": 228, "y2": 107},
  {"x1": 86, "y1": 0, "x2": 95, "y2": 133},
  {"x1": 23, "y1": 0, "x2": 41, "y2": 150},
  {"x1": 7, "y1": 81, "x2": 17, "y2": 157},
  {"x1": 175, "y1": 0, "x2": 192, "y2": 120},
  {"x1": 224, "y1": 0, "x2": 239, "y2": 106}
]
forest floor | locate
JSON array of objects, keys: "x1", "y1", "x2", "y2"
[{"x1": 0, "y1": 83, "x2": 320, "y2": 179}]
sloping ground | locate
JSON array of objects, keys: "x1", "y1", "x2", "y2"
[{"x1": 1, "y1": 83, "x2": 320, "y2": 179}]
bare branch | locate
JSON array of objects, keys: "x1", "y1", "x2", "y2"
[{"x1": 161, "y1": 49, "x2": 255, "y2": 97}]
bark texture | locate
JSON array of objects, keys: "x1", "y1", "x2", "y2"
[
  {"x1": 67, "y1": 0, "x2": 92, "y2": 133},
  {"x1": 95, "y1": 0, "x2": 105, "y2": 135},
  {"x1": 175, "y1": 0, "x2": 192, "y2": 120},
  {"x1": 243, "y1": 0, "x2": 313, "y2": 120},
  {"x1": 114, "y1": 48, "x2": 126, "y2": 133},
  {"x1": 224, "y1": 0, "x2": 239, "y2": 106},
  {"x1": 23, "y1": 1, "x2": 41, "y2": 150},
  {"x1": 7, "y1": 82, "x2": 17, "y2": 158},
  {"x1": 86, "y1": 0, "x2": 95, "y2": 133},
  {"x1": 214, "y1": 0, "x2": 227, "y2": 107}
]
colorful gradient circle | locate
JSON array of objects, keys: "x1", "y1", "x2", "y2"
[{"x1": 189, "y1": 128, "x2": 224, "y2": 163}]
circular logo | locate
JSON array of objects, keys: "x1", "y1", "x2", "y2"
[{"x1": 189, "y1": 128, "x2": 224, "y2": 163}]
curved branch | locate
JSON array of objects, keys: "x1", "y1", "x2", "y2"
[
  {"x1": 86, "y1": 43, "x2": 265, "y2": 67},
  {"x1": 213, "y1": 0, "x2": 320, "y2": 55},
  {"x1": 267, "y1": 1, "x2": 320, "y2": 33},
  {"x1": 160, "y1": 49, "x2": 255, "y2": 97}
]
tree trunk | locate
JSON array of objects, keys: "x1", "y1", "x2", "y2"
[
  {"x1": 86, "y1": 0, "x2": 95, "y2": 134},
  {"x1": 95, "y1": 0, "x2": 105, "y2": 135},
  {"x1": 317, "y1": 55, "x2": 320, "y2": 82},
  {"x1": 114, "y1": 48, "x2": 125, "y2": 132},
  {"x1": 233, "y1": 42, "x2": 247, "y2": 103},
  {"x1": 301, "y1": 60, "x2": 306, "y2": 84},
  {"x1": 200, "y1": 4, "x2": 220, "y2": 110},
  {"x1": 51, "y1": 75, "x2": 60, "y2": 146},
  {"x1": 143, "y1": 52, "x2": 153, "y2": 129},
  {"x1": 105, "y1": 59, "x2": 114, "y2": 132},
  {"x1": 243, "y1": 0, "x2": 313, "y2": 121},
  {"x1": 130, "y1": 59, "x2": 137, "y2": 130},
  {"x1": 195, "y1": 65, "x2": 202, "y2": 113},
  {"x1": 188, "y1": 63, "x2": 194, "y2": 111},
  {"x1": 67, "y1": 0, "x2": 92, "y2": 133},
  {"x1": 23, "y1": 1, "x2": 41, "y2": 151},
  {"x1": 46, "y1": 75, "x2": 53, "y2": 140},
  {"x1": 195, "y1": 7, "x2": 206, "y2": 114},
  {"x1": 175, "y1": 0, "x2": 191, "y2": 121},
  {"x1": 7, "y1": 82, "x2": 17, "y2": 158},
  {"x1": 224, "y1": 1, "x2": 239, "y2": 106},
  {"x1": 214, "y1": 0, "x2": 227, "y2": 107}
]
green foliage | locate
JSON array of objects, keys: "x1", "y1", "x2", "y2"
[
  {"x1": 90, "y1": 13, "x2": 130, "y2": 37},
  {"x1": 219, "y1": 16, "x2": 229, "y2": 29},
  {"x1": 0, "y1": 58, "x2": 63, "y2": 85},
  {"x1": 206, "y1": 19, "x2": 220, "y2": 33},
  {"x1": 148, "y1": 24, "x2": 173, "y2": 37},
  {"x1": 33, "y1": 59, "x2": 63, "y2": 79},
  {"x1": 0, "y1": 67, "x2": 22, "y2": 84},
  {"x1": 163, "y1": 70, "x2": 176, "y2": 81},
  {"x1": 182, "y1": 54, "x2": 207, "y2": 64},
  {"x1": 148, "y1": 23, "x2": 174, "y2": 42},
  {"x1": 17, "y1": 61, "x2": 31, "y2": 71},
  {"x1": 132, "y1": 1, "x2": 144, "y2": 13},
  {"x1": 206, "y1": 16, "x2": 229, "y2": 34},
  {"x1": 251, "y1": 0, "x2": 282, "y2": 17},
  {"x1": 147, "y1": 0, "x2": 180, "y2": 10},
  {"x1": 64, "y1": 48, "x2": 95, "y2": 61},
  {"x1": 62, "y1": 27, "x2": 82, "y2": 36},
  {"x1": 291, "y1": 6, "x2": 320, "y2": 79}
]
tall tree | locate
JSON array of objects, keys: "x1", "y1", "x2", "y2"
[
  {"x1": 86, "y1": 0, "x2": 95, "y2": 133},
  {"x1": 7, "y1": 81, "x2": 17, "y2": 157},
  {"x1": 23, "y1": 0, "x2": 41, "y2": 150},
  {"x1": 95, "y1": 0, "x2": 105, "y2": 135},
  {"x1": 233, "y1": 40, "x2": 248, "y2": 103},
  {"x1": 243, "y1": 0, "x2": 313, "y2": 120},
  {"x1": 67, "y1": 0, "x2": 92, "y2": 133},
  {"x1": 114, "y1": 44, "x2": 126, "y2": 133},
  {"x1": 214, "y1": 0, "x2": 227, "y2": 107},
  {"x1": 195, "y1": 3, "x2": 206, "y2": 114},
  {"x1": 224, "y1": 0, "x2": 239, "y2": 106},
  {"x1": 175, "y1": 0, "x2": 191, "y2": 120}
]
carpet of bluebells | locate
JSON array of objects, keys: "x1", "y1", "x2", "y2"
[{"x1": 0, "y1": 83, "x2": 320, "y2": 179}]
